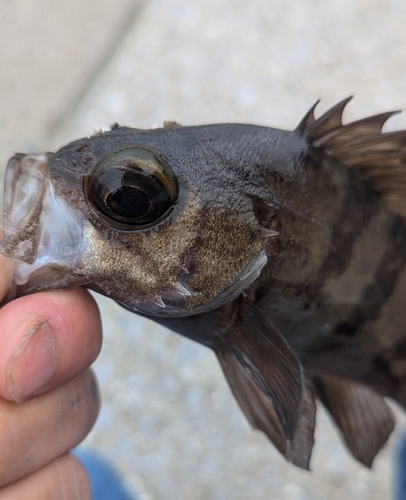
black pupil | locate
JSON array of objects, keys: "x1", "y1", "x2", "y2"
[
  {"x1": 85, "y1": 147, "x2": 179, "y2": 229},
  {"x1": 106, "y1": 186, "x2": 150, "y2": 219}
]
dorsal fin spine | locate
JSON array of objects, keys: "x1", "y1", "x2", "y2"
[
  {"x1": 299, "y1": 98, "x2": 406, "y2": 220},
  {"x1": 306, "y1": 96, "x2": 353, "y2": 139},
  {"x1": 296, "y1": 101, "x2": 319, "y2": 136}
]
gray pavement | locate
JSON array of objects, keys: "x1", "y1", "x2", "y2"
[{"x1": 2, "y1": 0, "x2": 406, "y2": 498}]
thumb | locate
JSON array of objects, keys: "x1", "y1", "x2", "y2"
[{"x1": 0, "y1": 254, "x2": 102, "y2": 402}]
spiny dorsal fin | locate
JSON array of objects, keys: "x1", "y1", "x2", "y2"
[
  {"x1": 314, "y1": 111, "x2": 400, "y2": 149},
  {"x1": 313, "y1": 374, "x2": 395, "y2": 468},
  {"x1": 298, "y1": 98, "x2": 406, "y2": 220},
  {"x1": 305, "y1": 97, "x2": 353, "y2": 139},
  {"x1": 296, "y1": 100, "x2": 319, "y2": 135}
]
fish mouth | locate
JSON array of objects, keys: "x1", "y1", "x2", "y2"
[
  {"x1": 0, "y1": 154, "x2": 84, "y2": 297},
  {"x1": 2, "y1": 154, "x2": 49, "y2": 264}
]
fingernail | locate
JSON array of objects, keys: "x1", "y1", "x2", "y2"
[{"x1": 7, "y1": 321, "x2": 58, "y2": 403}]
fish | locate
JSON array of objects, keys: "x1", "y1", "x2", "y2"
[{"x1": 2, "y1": 97, "x2": 406, "y2": 470}]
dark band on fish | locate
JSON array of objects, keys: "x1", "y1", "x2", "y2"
[
  {"x1": 335, "y1": 217, "x2": 406, "y2": 336},
  {"x1": 313, "y1": 166, "x2": 378, "y2": 289}
]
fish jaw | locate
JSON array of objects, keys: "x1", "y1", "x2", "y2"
[
  {"x1": 0, "y1": 153, "x2": 87, "y2": 299},
  {"x1": 115, "y1": 249, "x2": 269, "y2": 317}
]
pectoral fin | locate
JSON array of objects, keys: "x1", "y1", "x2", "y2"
[
  {"x1": 217, "y1": 348, "x2": 287, "y2": 457},
  {"x1": 290, "y1": 379, "x2": 316, "y2": 470},
  {"x1": 313, "y1": 374, "x2": 395, "y2": 467},
  {"x1": 219, "y1": 301, "x2": 304, "y2": 451},
  {"x1": 216, "y1": 347, "x2": 316, "y2": 469}
]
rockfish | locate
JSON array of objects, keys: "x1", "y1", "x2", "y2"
[{"x1": 2, "y1": 97, "x2": 405, "y2": 469}]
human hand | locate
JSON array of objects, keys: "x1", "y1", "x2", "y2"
[{"x1": 0, "y1": 254, "x2": 102, "y2": 499}]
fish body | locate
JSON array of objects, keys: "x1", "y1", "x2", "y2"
[{"x1": 2, "y1": 98, "x2": 405, "y2": 468}]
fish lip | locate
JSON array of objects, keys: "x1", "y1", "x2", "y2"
[
  {"x1": 1, "y1": 154, "x2": 49, "y2": 263},
  {"x1": 4, "y1": 154, "x2": 48, "y2": 232}
]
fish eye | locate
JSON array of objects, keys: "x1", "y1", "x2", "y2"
[{"x1": 84, "y1": 147, "x2": 178, "y2": 230}]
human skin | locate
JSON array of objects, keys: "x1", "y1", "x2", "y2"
[{"x1": 0, "y1": 253, "x2": 103, "y2": 499}]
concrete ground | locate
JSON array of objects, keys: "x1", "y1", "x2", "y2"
[{"x1": 1, "y1": 0, "x2": 406, "y2": 498}]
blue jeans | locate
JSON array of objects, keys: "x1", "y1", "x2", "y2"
[{"x1": 73, "y1": 448, "x2": 135, "y2": 500}]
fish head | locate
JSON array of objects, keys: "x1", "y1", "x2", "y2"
[{"x1": 0, "y1": 125, "x2": 275, "y2": 316}]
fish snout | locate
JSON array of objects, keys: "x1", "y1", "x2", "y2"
[
  {"x1": 0, "y1": 153, "x2": 84, "y2": 292},
  {"x1": 2, "y1": 154, "x2": 50, "y2": 263}
]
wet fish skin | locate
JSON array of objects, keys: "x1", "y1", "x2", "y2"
[
  {"x1": 5, "y1": 124, "x2": 301, "y2": 313},
  {"x1": 2, "y1": 98, "x2": 406, "y2": 469}
]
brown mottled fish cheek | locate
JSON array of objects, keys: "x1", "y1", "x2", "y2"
[
  {"x1": 177, "y1": 203, "x2": 271, "y2": 313},
  {"x1": 72, "y1": 223, "x2": 181, "y2": 312}
]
